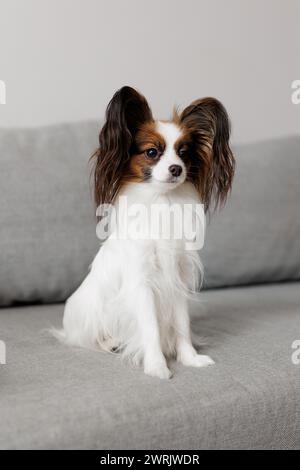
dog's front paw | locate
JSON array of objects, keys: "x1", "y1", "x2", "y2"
[
  {"x1": 180, "y1": 354, "x2": 215, "y2": 368},
  {"x1": 144, "y1": 362, "x2": 173, "y2": 379}
]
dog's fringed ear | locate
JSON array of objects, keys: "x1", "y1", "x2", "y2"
[
  {"x1": 93, "y1": 86, "x2": 153, "y2": 206},
  {"x1": 180, "y1": 97, "x2": 235, "y2": 211}
]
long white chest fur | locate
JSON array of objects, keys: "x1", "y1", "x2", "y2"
[{"x1": 61, "y1": 182, "x2": 210, "y2": 376}]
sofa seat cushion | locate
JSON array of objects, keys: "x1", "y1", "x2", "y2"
[{"x1": 0, "y1": 282, "x2": 300, "y2": 449}]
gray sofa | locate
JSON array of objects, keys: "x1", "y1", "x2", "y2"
[{"x1": 1, "y1": 124, "x2": 300, "y2": 449}]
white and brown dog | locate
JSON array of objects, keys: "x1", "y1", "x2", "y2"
[{"x1": 59, "y1": 86, "x2": 235, "y2": 379}]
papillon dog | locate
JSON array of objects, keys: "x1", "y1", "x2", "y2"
[{"x1": 59, "y1": 86, "x2": 235, "y2": 379}]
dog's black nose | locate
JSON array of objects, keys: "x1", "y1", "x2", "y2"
[{"x1": 169, "y1": 165, "x2": 182, "y2": 177}]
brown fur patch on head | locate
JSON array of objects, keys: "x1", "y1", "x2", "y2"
[
  {"x1": 124, "y1": 122, "x2": 166, "y2": 182},
  {"x1": 174, "y1": 131, "x2": 193, "y2": 159},
  {"x1": 174, "y1": 125, "x2": 212, "y2": 203},
  {"x1": 134, "y1": 122, "x2": 166, "y2": 153}
]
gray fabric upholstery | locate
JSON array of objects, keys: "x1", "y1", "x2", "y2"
[
  {"x1": 1, "y1": 282, "x2": 299, "y2": 450},
  {"x1": 1, "y1": 122, "x2": 300, "y2": 305},
  {"x1": 203, "y1": 136, "x2": 300, "y2": 289}
]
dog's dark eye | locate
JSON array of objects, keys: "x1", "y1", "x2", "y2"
[
  {"x1": 179, "y1": 147, "x2": 188, "y2": 158},
  {"x1": 145, "y1": 148, "x2": 158, "y2": 159}
]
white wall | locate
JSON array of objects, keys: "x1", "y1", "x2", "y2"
[{"x1": 0, "y1": 0, "x2": 299, "y2": 143}]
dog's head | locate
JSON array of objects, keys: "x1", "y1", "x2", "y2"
[{"x1": 94, "y1": 86, "x2": 235, "y2": 211}]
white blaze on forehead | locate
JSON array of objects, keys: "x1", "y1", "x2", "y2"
[
  {"x1": 151, "y1": 121, "x2": 187, "y2": 185},
  {"x1": 156, "y1": 121, "x2": 182, "y2": 149}
]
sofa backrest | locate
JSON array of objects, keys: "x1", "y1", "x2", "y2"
[
  {"x1": 0, "y1": 123, "x2": 300, "y2": 306},
  {"x1": 202, "y1": 136, "x2": 300, "y2": 289},
  {"x1": 0, "y1": 123, "x2": 99, "y2": 306}
]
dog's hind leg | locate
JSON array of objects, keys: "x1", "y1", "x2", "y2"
[{"x1": 62, "y1": 271, "x2": 106, "y2": 349}]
